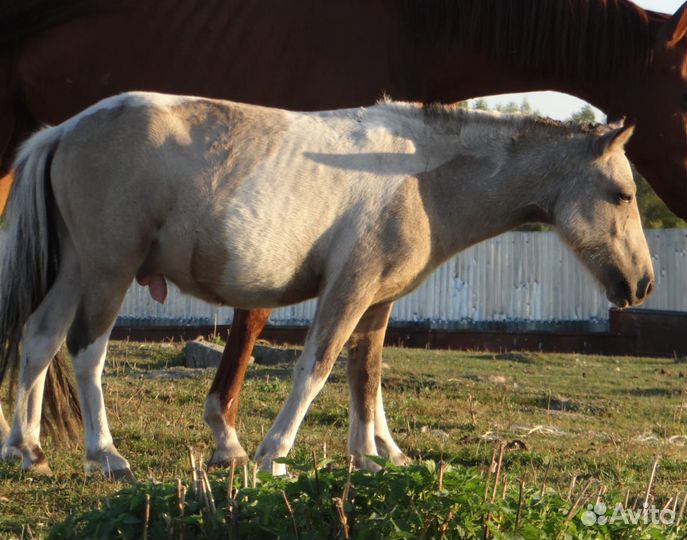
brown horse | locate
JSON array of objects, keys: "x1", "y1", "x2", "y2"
[{"x1": 0, "y1": 0, "x2": 685, "y2": 467}]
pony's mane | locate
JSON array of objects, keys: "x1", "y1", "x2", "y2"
[
  {"x1": 401, "y1": 0, "x2": 668, "y2": 79},
  {"x1": 376, "y1": 99, "x2": 613, "y2": 138}
]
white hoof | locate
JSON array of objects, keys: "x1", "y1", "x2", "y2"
[
  {"x1": 254, "y1": 443, "x2": 288, "y2": 476},
  {"x1": 85, "y1": 445, "x2": 133, "y2": 480},
  {"x1": 1, "y1": 438, "x2": 52, "y2": 473},
  {"x1": 208, "y1": 447, "x2": 250, "y2": 468},
  {"x1": 352, "y1": 452, "x2": 382, "y2": 472}
]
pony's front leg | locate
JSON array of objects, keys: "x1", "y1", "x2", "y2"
[
  {"x1": 254, "y1": 282, "x2": 372, "y2": 475},
  {"x1": 1, "y1": 259, "x2": 79, "y2": 474},
  {"x1": 373, "y1": 383, "x2": 411, "y2": 466},
  {"x1": 347, "y1": 303, "x2": 410, "y2": 469},
  {"x1": 205, "y1": 308, "x2": 271, "y2": 467}
]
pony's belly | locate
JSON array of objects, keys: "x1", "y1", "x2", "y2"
[
  {"x1": 159, "y1": 263, "x2": 317, "y2": 309},
  {"x1": 211, "y1": 251, "x2": 321, "y2": 308}
]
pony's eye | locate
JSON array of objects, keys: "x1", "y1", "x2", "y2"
[{"x1": 617, "y1": 193, "x2": 633, "y2": 204}]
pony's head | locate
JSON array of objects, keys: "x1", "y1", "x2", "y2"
[{"x1": 553, "y1": 122, "x2": 654, "y2": 308}]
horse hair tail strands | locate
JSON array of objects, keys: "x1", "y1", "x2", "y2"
[{"x1": 0, "y1": 125, "x2": 82, "y2": 441}]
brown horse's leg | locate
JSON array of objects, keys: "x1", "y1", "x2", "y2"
[
  {"x1": 0, "y1": 172, "x2": 12, "y2": 214},
  {"x1": 347, "y1": 303, "x2": 410, "y2": 467},
  {"x1": 205, "y1": 308, "x2": 271, "y2": 467}
]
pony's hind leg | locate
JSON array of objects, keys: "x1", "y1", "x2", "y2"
[
  {"x1": 205, "y1": 308, "x2": 271, "y2": 468},
  {"x1": 254, "y1": 279, "x2": 373, "y2": 474},
  {"x1": 1, "y1": 255, "x2": 80, "y2": 473},
  {"x1": 66, "y1": 278, "x2": 134, "y2": 480}
]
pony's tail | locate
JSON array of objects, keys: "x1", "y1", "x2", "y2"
[{"x1": 0, "y1": 126, "x2": 81, "y2": 441}]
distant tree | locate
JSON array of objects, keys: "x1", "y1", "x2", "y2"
[
  {"x1": 519, "y1": 97, "x2": 533, "y2": 115},
  {"x1": 633, "y1": 167, "x2": 687, "y2": 229},
  {"x1": 472, "y1": 98, "x2": 489, "y2": 111},
  {"x1": 568, "y1": 104, "x2": 596, "y2": 124},
  {"x1": 496, "y1": 101, "x2": 520, "y2": 114}
]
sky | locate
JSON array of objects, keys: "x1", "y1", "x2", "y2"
[{"x1": 470, "y1": 0, "x2": 684, "y2": 120}]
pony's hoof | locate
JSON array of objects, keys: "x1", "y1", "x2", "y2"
[
  {"x1": 0, "y1": 444, "x2": 18, "y2": 462},
  {"x1": 109, "y1": 467, "x2": 136, "y2": 482},
  {"x1": 386, "y1": 451, "x2": 412, "y2": 466},
  {"x1": 352, "y1": 454, "x2": 383, "y2": 472},
  {"x1": 26, "y1": 461, "x2": 53, "y2": 476},
  {"x1": 85, "y1": 446, "x2": 133, "y2": 481},
  {"x1": 255, "y1": 454, "x2": 287, "y2": 476},
  {"x1": 270, "y1": 460, "x2": 287, "y2": 476},
  {"x1": 208, "y1": 450, "x2": 249, "y2": 469},
  {"x1": 1, "y1": 443, "x2": 51, "y2": 474},
  {"x1": 375, "y1": 437, "x2": 411, "y2": 466}
]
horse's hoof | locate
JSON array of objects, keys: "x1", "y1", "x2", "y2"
[
  {"x1": 375, "y1": 437, "x2": 411, "y2": 466},
  {"x1": 0, "y1": 446, "x2": 18, "y2": 462},
  {"x1": 85, "y1": 445, "x2": 132, "y2": 481},
  {"x1": 207, "y1": 450, "x2": 249, "y2": 469},
  {"x1": 26, "y1": 461, "x2": 53, "y2": 476},
  {"x1": 108, "y1": 467, "x2": 136, "y2": 482},
  {"x1": 352, "y1": 454, "x2": 383, "y2": 472},
  {"x1": 389, "y1": 452, "x2": 412, "y2": 466},
  {"x1": 255, "y1": 455, "x2": 287, "y2": 476},
  {"x1": 270, "y1": 461, "x2": 287, "y2": 476}
]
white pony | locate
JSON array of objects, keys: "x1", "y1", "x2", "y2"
[{"x1": 0, "y1": 93, "x2": 653, "y2": 477}]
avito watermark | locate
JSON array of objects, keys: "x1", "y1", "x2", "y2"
[{"x1": 581, "y1": 501, "x2": 675, "y2": 527}]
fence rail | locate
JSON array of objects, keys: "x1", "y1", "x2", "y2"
[{"x1": 116, "y1": 228, "x2": 687, "y2": 326}]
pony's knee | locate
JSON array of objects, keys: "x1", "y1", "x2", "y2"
[
  {"x1": 19, "y1": 334, "x2": 62, "y2": 377},
  {"x1": 22, "y1": 309, "x2": 66, "y2": 364}
]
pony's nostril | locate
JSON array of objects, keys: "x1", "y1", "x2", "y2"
[
  {"x1": 645, "y1": 280, "x2": 654, "y2": 297},
  {"x1": 637, "y1": 277, "x2": 654, "y2": 300}
]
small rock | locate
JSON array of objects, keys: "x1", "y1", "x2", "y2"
[
  {"x1": 183, "y1": 338, "x2": 225, "y2": 368},
  {"x1": 183, "y1": 338, "x2": 307, "y2": 368}
]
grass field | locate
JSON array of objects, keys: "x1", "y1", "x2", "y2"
[{"x1": 0, "y1": 339, "x2": 685, "y2": 538}]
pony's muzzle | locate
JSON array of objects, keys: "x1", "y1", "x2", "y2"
[{"x1": 606, "y1": 271, "x2": 654, "y2": 308}]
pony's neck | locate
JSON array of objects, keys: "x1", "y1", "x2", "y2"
[
  {"x1": 417, "y1": 122, "x2": 564, "y2": 261},
  {"x1": 402, "y1": 0, "x2": 662, "y2": 118}
]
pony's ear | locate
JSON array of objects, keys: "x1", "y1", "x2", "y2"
[
  {"x1": 594, "y1": 124, "x2": 635, "y2": 157},
  {"x1": 657, "y1": 1, "x2": 687, "y2": 49}
]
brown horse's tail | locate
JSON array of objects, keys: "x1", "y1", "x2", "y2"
[{"x1": 0, "y1": 125, "x2": 81, "y2": 441}]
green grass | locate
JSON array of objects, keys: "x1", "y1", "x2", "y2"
[{"x1": 1, "y1": 340, "x2": 685, "y2": 538}]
